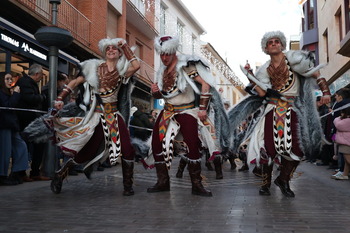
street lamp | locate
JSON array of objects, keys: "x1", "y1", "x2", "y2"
[{"x1": 34, "y1": 0, "x2": 73, "y2": 177}]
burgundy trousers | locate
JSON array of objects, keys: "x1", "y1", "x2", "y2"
[
  {"x1": 264, "y1": 109, "x2": 302, "y2": 182},
  {"x1": 152, "y1": 111, "x2": 201, "y2": 162},
  {"x1": 264, "y1": 109, "x2": 303, "y2": 159},
  {"x1": 75, "y1": 114, "x2": 135, "y2": 163}
]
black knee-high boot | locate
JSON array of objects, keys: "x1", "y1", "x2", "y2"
[{"x1": 122, "y1": 159, "x2": 134, "y2": 196}]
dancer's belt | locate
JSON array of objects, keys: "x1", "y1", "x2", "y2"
[
  {"x1": 164, "y1": 102, "x2": 195, "y2": 112},
  {"x1": 95, "y1": 102, "x2": 118, "y2": 113},
  {"x1": 268, "y1": 97, "x2": 295, "y2": 108}
]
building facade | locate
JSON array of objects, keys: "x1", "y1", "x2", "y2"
[
  {"x1": 0, "y1": 0, "x2": 157, "y2": 110},
  {"x1": 301, "y1": 0, "x2": 350, "y2": 93},
  {"x1": 156, "y1": 0, "x2": 245, "y2": 109},
  {"x1": 201, "y1": 43, "x2": 245, "y2": 107},
  {"x1": 0, "y1": 0, "x2": 245, "y2": 112}
]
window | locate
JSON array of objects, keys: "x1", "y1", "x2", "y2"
[
  {"x1": 134, "y1": 41, "x2": 142, "y2": 60},
  {"x1": 160, "y1": 4, "x2": 166, "y2": 35},
  {"x1": 0, "y1": 48, "x2": 6, "y2": 73},
  {"x1": 177, "y1": 20, "x2": 184, "y2": 52},
  {"x1": 126, "y1": 34, "x2": 130, "y2": 44},
  {"x1": 191, "y1": 35, "x2": 196, "y2": 55},
  {"x1": 345, "y1": 0, "x2": 350, "y2": 33},
  {"x1": 307, "y1": 0, "x2": 315, "y2": 30},
  {"x1": 335, "y1": 7, "x2": 343, "y2": 41},
  {"x1": 130, "y1": 0, "x2": 145, "y2": 16},
  {"x1": 35, "y1": 0, "x2": 50, "y2": 21},
  {"x1": 323, "y1": 29, "x2": 329, "y2": 63},
  {"x1": 107, "y1": 7, "x2": 118, "y2": 39}
]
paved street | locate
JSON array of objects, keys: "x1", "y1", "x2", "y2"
[{"x1": 1, "y1": 158, "x2": 350, "y2": 233}]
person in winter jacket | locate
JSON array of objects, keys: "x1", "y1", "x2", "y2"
[
  {"x1": 333, "y1": 106, "x2": 350, "y2": 180},
  {"x1": 0, "y1": 72, "x2": 29, "y2": 185}
]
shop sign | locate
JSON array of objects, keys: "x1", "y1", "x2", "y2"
[
  {"x1": 153, "y1": 98, "x2": 165, "y2": 110},
  {"x1": 0, "y1": 30, "x2": 47, "y2": 61}
]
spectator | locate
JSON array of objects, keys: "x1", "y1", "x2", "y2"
[
  {"x1": 130, "y1": 105, "x2": 153, "y2": 162},
  {"x1": 131, "y1": 105, "x2": 153, "y2": 141},
  {"x1": 149, "y1": 109, "x2": 158, "y2": 126},
  {"x1": 331, "y1": 88, "x2": 350, "y2": 178},
  {"x1": 16, "y1": 64, "x2": 50, "y2": 181},
  {"x1": 0, "y1": 72, "x2": 30, "y2": 185},
  {"x1": 41, "y1": 72, "x2": 69, "y2": 111},
  {"x1": 314, "y1": 96, "x2": 333, "y2": 166},
  {"x1": 333, "y1": 106, "x2": 350, "y2": 180}
]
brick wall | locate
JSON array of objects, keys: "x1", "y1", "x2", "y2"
[{"x1": 76, "y1": 0, "x2": 108, "y2": 56}]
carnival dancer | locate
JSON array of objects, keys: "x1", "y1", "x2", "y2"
[
  {"x1": 228, "y1": 31, "x2": 331, "y2": 197},
  {"x1": 145, "y1": 36, "x2": 229, "y2": 196},
  {"x1": 50, "y1": 38, "x2": 140, "y2": 195}
]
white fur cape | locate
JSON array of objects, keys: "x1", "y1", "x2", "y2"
[
  {"x1": 155, "y1": 54, "x2": 214, "y2": 98},
  {"x1": 250, "y1": 50, "x2": 326, "y2": 91}
]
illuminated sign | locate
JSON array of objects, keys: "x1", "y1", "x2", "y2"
[
  {"x1": 1, "y1": 33, "x2": 19, "y2": 47},
  {"x1": 0, "y1": 32, "x2": 47, "y2": 61},
  {"x1": 21, "y1": 42, "x2": 47, "y2": 60}
]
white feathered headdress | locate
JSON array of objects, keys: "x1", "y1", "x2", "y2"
[
  {"x1": 98, "y1": 38, "x2": 123, "y2": 57},
  {"x1": 261, "y1": 30, "x2": 287, "y2": 54},
  {"x1": 154, "y1": 36, "x2": 179, "y2": 54},
  {"x1": 95, "y1": 38, "x2": 130, "y2": 79}
]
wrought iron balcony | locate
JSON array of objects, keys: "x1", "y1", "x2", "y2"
[
  {"x1": 14, "y1": 0, "x2": 91, "y2": 46},
  {"x1": 136, "y1": 58, "x2": 156, "y2": 85},
  {"x1": 127, "y1": 0, "x2": 158, "y2": 38}
]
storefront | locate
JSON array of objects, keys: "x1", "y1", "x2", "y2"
[{"x1": 0, "y1": 17, "x2": 79, "y2": 88}]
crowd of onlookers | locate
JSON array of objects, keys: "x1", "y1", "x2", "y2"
[
  {"x1": 1, "y1": 64, "x2": 350, "y2": 186},
  {"x1": 0, "y1": 64, "x2": 76, "y2": 185},
  {"x1": 1, "y1": 64, "x2": 48, "y2": 185},
  {"x1": 310, "y1": 87, "x2": 350, "y2": 180}
]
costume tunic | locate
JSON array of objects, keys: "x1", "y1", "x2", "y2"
[
  {"x1": 54, "y1": 59, "x2": 135, "y2": 169},
  {"x1": 247, "y1": 66, "x2": 302, "y2": 165},
  {"x1": 231, "y1": 50, "x2": 324, "y2": 166},
  {"x1": 148, "y1": 55, "x2": 228, "y2": 169}
]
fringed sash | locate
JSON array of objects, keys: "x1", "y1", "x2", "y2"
[
  {"x1": 158, "y1": 102, "x2": 195, "y2": 141},
  {"x1": 158, "y1": 102, "x2": 195, "y2": 169},
  {"x1": 95, "y1": 101, "x2": 121, "y2": 165}
]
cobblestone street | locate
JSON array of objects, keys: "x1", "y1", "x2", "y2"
[{"x1": 1, "y1": 158, "x2": 350, "y2": 233}]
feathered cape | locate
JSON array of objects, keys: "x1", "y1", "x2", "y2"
[{"x1": 229, "y1": 50, "x2": 324, "y2": 158}]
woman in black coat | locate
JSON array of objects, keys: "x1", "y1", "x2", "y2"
[{"x1": 0, "y1": 72, "x2": 29, "y2": 185}]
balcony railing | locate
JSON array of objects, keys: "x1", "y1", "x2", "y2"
[
  {"x1": 136, "y1": 59, "x2": 156, "y2": 85},
  {"x1": 14, "y1": 0, "x2": 91, "y2": 46},
  {"x1": 127, "y1": 0, "x2": 157, "y2": 29}
]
